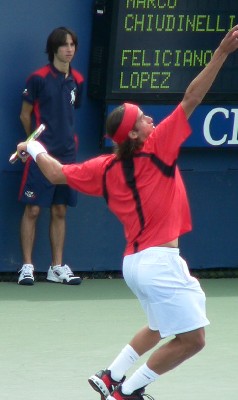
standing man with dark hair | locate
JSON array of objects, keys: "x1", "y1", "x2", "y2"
[
  {"x1": 18, "y1": 27, "x2": 84, "y2": 285},
  {"x1": 16, "y1": 26, "x2": 238, "y2": 399}
]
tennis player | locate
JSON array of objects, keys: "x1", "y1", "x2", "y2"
[{"x1": 17, "y1": 25, "x2": 238, "y2": 400}]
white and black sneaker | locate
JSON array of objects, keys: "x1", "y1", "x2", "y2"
[
  {"x1": 18, "y1": 264, "x2": 34, "y2": 285},
  {"x1": 46, "y1": 264, "x2": 82, "y2": 285}
]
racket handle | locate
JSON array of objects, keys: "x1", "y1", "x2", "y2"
[
  {"x1": 9, "y1": 150, "x2": 27, "y2": 164},
  {"x1": 9, "y1": 124, "x2": 46, "y2": 164}
]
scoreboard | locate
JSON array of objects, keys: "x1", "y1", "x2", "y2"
[{"x1": 88, "y1": 0, "x2": 238, "y2": 102}]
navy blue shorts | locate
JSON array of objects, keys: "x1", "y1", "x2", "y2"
[{"x1": 18, "y1": 158, "x2": 77, "y2": 207}]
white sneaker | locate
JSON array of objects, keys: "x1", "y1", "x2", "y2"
[
  {"x1": 46, "y1": 264, "x2": 82, "y2": 285},
  {"x1": 18, "y1": 264, "x2": 34, "y2": 285}
]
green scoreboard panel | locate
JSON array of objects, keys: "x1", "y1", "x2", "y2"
[{"x1": 88, "y1": 0, "x2": 238, "y2": 102}]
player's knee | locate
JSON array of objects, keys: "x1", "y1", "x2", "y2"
[
  {"x1": 177, "y1": 328, "x2": 205, "y2": 358},
  {"x1": 190, "y1": 331, "x2": 205, "y2": 354},
  {"x1": 51, "y1": 204, "x2": 67, "y2": 219},
  {"x1": 25, "y1": 205, "x2": 40, "y2": 219}
]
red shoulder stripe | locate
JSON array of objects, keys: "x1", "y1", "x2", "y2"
[
  {"x1": 28, "y1": 65, "x2": 51, "y2": 80},
  {"x1": 71, "y1": 69, "x2": 84, "y2": 83}
]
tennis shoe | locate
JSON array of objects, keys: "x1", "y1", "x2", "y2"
[
  {"x1": 107, "y1": 385, "x2": 154, "y2": 400},
  {"x1": 46, "y1": 264, "x2": 82, "y2": 285},
  {"x1": 88, "y1": 369, "x2": 125, "y2": 399},
  {"x1": 18, "y1": 264, "x2": 34, "y2": 285}
]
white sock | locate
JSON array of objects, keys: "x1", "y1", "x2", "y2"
[
  {"x1": 23, "y1": 263, "x2": 33, "y2": 268},
  {"x1": 121, "y1": 363, "x2": 160, "y2": 394},
  {"x1": 108, "y1": 344, "x2": 139, "y2": 382}
]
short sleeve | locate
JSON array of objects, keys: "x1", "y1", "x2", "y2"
[
  {"x1": 22, "y1": 74, "x2": 43, "y2": 104},
  {"x1": 62, "y1": 155, "x2": 112, "y2": 196},
  {"x1": 144, "y1": 104, "x2": 191, "y2": 164}
]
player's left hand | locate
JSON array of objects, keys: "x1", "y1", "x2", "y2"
[{"x1": 219, "y1": 25, "x2": 238, "y2": 55}]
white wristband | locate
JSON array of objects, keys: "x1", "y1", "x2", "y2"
[{"x1": 27, "y1": 141, "x2": 47, "y2": 161}]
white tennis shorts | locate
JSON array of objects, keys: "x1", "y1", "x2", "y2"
[{"x1": 123, "y1": 247, "x2": 210, "y2": 338}]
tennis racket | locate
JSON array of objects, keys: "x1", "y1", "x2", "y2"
[{"x1": 9, "y1": 123, "x2": 46, "y2": 164}]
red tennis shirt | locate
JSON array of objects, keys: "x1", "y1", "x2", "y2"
[{"x1": 62, "y1": 104, "x2": 192, "y2": 255}]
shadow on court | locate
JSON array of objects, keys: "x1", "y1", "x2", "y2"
[{"x1": 0, "y1": 278, "x2": 237, "y2": 400}]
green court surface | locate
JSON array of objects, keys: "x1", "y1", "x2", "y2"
[{"x1": 0, "y1": 278, "x2": 237, "y2": 400}]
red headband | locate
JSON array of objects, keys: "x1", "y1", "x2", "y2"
[{"x1": 112, "y1": 103, "x2": 139, "y2": 144}]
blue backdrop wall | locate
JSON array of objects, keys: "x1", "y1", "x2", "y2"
[{"x1": 0, "y1": 0, "x2": 238, "y2": 273}]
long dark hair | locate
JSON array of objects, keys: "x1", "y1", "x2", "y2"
[{"x1": 45, "y1": 27, "x2": 78, "y2": 62}]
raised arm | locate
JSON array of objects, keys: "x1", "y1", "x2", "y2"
[{"x1": 181, "y1": 25, "x2": 238, "y2": 118}]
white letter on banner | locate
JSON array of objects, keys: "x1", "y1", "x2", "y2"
[
  {"x1": 227, "y1": 109, "x2": 238, "y2": 144},
  {"x1": 203, "y1": 107, "x2": 228, "y2": 146}
]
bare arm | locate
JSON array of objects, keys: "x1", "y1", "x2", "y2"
[
  {"x1": 17, "y1": 142, "x2": 67, "y2": 184},
  {"x1": 20, "y1": 101, "x2": 34, "y2": 136},
  {"x1": 36, "y1": 153, "x2": 67, "y2": 184},
  {"x1": 181, "y1": 25, "x2": 238, "y2": 118},
  {"x1": 19, "y1": 102, "x2": 66, "y2": 184}
]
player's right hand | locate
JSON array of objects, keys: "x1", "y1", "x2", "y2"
[{"x1": 17, "y1": 142, "x2": 29, "y2": 162}]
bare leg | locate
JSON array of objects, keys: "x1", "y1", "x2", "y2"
[
  {"x1": 147, "y1": 328, "x2": 205, "y2": 374},
  {"x1": 130, "y1": 326, "x2": 205, "y2": 375},
  {"x1": 129, "y1": 326, "x2": 162, "y2": 356},
  {"x1": 20, "y1": 204, "x2": 40, "y2": 264},
  {"x1": 49, "y1": 204, "x2": 67, "y2": 266}
]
